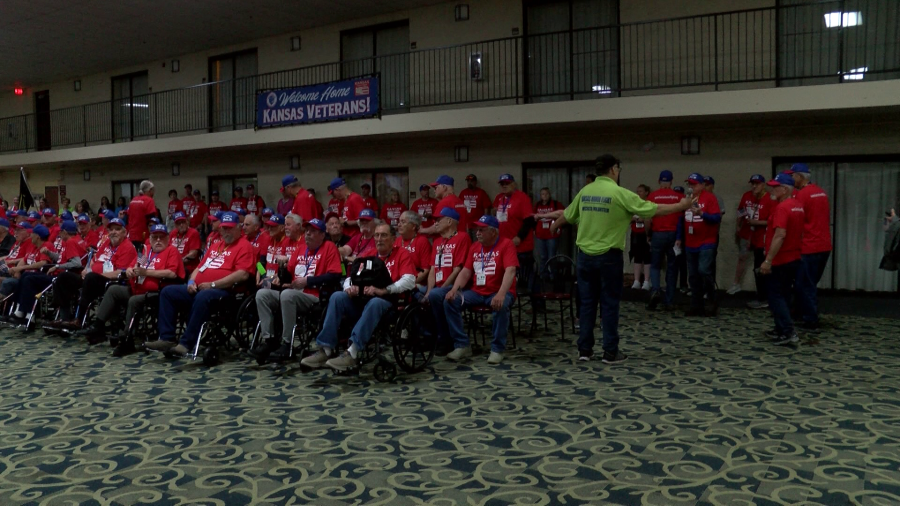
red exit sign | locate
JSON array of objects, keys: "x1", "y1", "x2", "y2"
[{"x1": 14, "y1": 88, "x2": 23, "y2": 95}]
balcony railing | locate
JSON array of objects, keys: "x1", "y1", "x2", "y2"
[{"x1": 1, "y1": 0, "x2": 897, "y2": 154}]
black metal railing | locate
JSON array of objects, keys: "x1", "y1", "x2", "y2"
[{"x1": 1, "y1": 0, "x2": 897, "y2": 154}]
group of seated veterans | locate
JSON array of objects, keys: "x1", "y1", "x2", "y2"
[{"x1": 0, "y1": 203, "x2": 525, "y2": 369}]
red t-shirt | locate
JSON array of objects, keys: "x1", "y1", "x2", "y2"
[
  {"x1": 381, "y1": 202, "x2": 408, "y2": 227},
  {"x1": 48, "y1": 225, "x2": 64, "y2": 253},
  {"x1": 459, "y1": 187, "x2": 491, "y2": 229},
  {"x1": 346, "y1": 233, "x2": 376, "y2": 258},
  {"x1": 494, "y1": 190, "x2": 534, "y2": 253},
  {"x1": 631, "y1": 216, "x2": 649, "y2": 235},
  {"x1": 340, "y1": 192, "x2": 367, "y2": 236},
  {"x1": 247, "y1": 196, "x2": 266, "y2": 215},
  {"x1": 229, "y1": 197, "x2": 249, "y2": 213},
  {"x1": 91, "y1": 239, "x2": 138, "y2": 275},
  {"x1": 264, "y1": 234, "x2": 287, "y2": 277},
  {"x1": 410, "y1": 197, "x2": 439, "y2": 232},
  {"x1": 89, "y1": 229, "x2": 106, "y2": 250},
  {"x1": 287, "y1": 240, "x2": 343, "y2": 297},
  {"x1": 59, "y1": 237, "x2": 87, "y2": 268},
  {"x1": 167, "y1": 199, "x2": 182, "y2": 217},
  {"x1": 648, "y1": 188, "x2": 682, "y2": 232},
  {"x1": 189, "y1": 201, "x2": 208, "y2": 229},
  {"x1": 170, "y1": 228, "x2": 202, "y2": 273},
  {"x1": 378, "y1": 246, "x2": 417, "y2": 283},
  {"x1": 464, "y1": 237, "x2": 519, "y2": 297},
  {"x1": 683, "y1": 190, "x2": 721, "y2": 250},
  {"x1": 127, "y1": 195, "x2": 156, "y2": 242},
  {"x1": 435, "y1": 194, "x2": 469, "y2": 232},
  {"x1": 194, "y1": 237, "x2": 256, "y2": 285},
  {"x1": 796, "y1": 183, "x2": 832, "y2": 254},
  {"x1": 326, "y1": 198, "x2": 343, "y2": 216},
  {"x1": 395, "y1": 234, "x2": 431, "y2": 273},
  {"x1": 206, "y1": 230, "x2": 222, "y2": 251},
  {"x1": 736, "y1": 191, "x2": 758, "y2": 241},
  {"x1": 131, "y1": 244, "x2": 186, "y2": 295},
  {"x1": 363, "y1": 196, "x2": 379, "y2": 213},
  {"x1": 246, "y1": 230, "x2": 270, "y2": 264},
  {"x1": 5, "y1": 239, "x2": 31, "y2": 265},
  {"x1": 432, "y1": 232, "x2": 471, "y2": 287},
  {"x1": 208, "y1": 201, "x2": 226, "y2": 215},
  {"x1": 291, "y1": 188, "x2": 319, "y2": 223},
  {"x1": 534, "y1": 200, "x2": 564, "y2": 240},
  {"x1": 765, "y1": 198, "x2": 805, "y2": 266},
  {"x1": 181, "y1": 196, "x2": 195, "y2": 215},
  {"x1": 281, "y1": 236, "x2": 307, "y2": 264},
  {"x1": 751, "y1": 195, "x2": 774, "y2": 250},
  {"x1": 25, "y1": 241, "x2": 53, "y2": 265}
]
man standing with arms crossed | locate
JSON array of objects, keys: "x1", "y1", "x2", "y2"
[{"x1": 551, "y1": 155, "x2": 691, "y2": 363}]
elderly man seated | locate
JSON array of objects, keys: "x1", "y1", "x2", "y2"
[
  {"x1": 442, "y1": 215, "x2": 519, "y2": 365},
  {"x1": 301, "y1": 222, "x2": 416, "y2": 372},
  {"x1": 422, "y1": 207, "x2": 471, "y2": 355},
  {"x1": 47, "y1": 218, "x2": 139, "y2": 329},
  {"x1": 0, "y1": 224, "x2": 52, "y2": 303},
  {"x1": 0, "y1": 223, "x2": 35, "y2": 280},
  {"x1": 146, "y1": 212, "x2": 255, "y2": 356},
  {"x1": 75, "y1": 224, "x2": 185, "y2": 353},
  {"x1": 252, "y1": 218, "x2": 343, "y2": 362},
  {"x1": 395, "y1": 211, "x2": 432, "y2": 287}
]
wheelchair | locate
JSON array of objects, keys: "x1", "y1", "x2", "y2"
[{"x1": 330, "y1": 290, "x2": 437, "y2": 382}]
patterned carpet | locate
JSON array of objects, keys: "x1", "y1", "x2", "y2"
[{"x1": 1, "y1": 303, "x2": 899, "y2": 506}]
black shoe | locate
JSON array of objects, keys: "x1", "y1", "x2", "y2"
[
  {"x1": 247, "y1": 338, "x2": 280, "y2": 360},
  {"x1": 684, "y1": 308, "x2": 706, "y2": 317},
  {"x1": 112, "y1": 338, "x2": 136, "y2": 357},
  {"x1": 660, "y1": 304, "x2": 676, "y2": 312},
  {"x1": 772, "y1": 332, "x2": 799, "y2": 346},
  {"x1": 704, "y1": 301, "x2": 719, "y2": 317},
  {"x1": 87, "y1": 332, "x2": 107, "y2": 346},
  {"x1": 434, "y1": 341, "x2": 454, "y2": 357},
  {"x1": 74, "y1": 322, "x2": 103, "y2": 337},
  {"x1": 267, "y1": 342, "x2": 294, "y2": 362},
  {"x1": 578, "y1": 349, "x2": 593, "y2": 362},
  {"x1": 647, "y1": 292, "x2": 661, "y2": 310},
  {"x1": 765, "y1": 329, "x2": 780, "y2": 339},
  {"x1": 800, "y1": 322, "x2": 820, "y2": 332},
  {"x1": 601, "y1": 350, "x2": 628, "y2": 364}
]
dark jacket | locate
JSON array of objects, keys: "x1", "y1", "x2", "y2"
[{"x1": 879, "y1": 217, "x2": 900, "y2": 271}]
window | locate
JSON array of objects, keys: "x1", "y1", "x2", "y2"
[
  {"x1": 209, "y1": 49, "x2": 258, "y2": 132},
  {"x1": 523, "y1": 161, "x2": 595, "y2": 256},
  {"x1": 208, "y1": 174, "x2": 259, "y2": 208},
  {"x1": 525, "y1": 0, "x2": 619, "y2": 103},
  {"x1": 111, "y1": 72, "x2": 150, "y2": 142},
  {"x1": 339, "y1": 168, "x2": 409, "y2": 210},
  {"x1": 111, "y1": 180, "x2": 145, "y2": 209},
  {"x1": 341, "y1": 22, "x2": 409, "y2": 111}
]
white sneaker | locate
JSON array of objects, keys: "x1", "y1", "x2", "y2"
[
  {"x1": 447, "y1": 347, "x2": 472, "y2": 361},
  {"x1": 747, "y1": 300, "x2": 769, "y2": 309},
  {"x1": 726, "y1": 283, "x2": 742, "y2": 295},
  {"x1": 631, "y1": 281, "x2": 641, "y2": 289},
  {"x1": 487, "y1": 352, "x2": 503, "y2": 364},
  {"x1": 641, "y1": 281, "x2": 651, "y2": 291}
]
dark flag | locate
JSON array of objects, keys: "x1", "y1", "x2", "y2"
[{"x1": 19, "y1": 167, "x2": 35, "y2": 211}]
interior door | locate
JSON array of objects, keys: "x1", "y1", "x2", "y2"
[
  {"x1": 35, "y1": 90, "x2": 51, "y2": 151},
  {"x1": 44, "y1": 186, "x2": 59, "y2": 211}
]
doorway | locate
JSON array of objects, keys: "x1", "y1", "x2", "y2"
[
  {"x1": 339, "y1": 168, "x2": 409, "y2": 209},
  {"x1": 35, "y1": 90, "x2": 51, "y2": 151},
  {"x1": 208, "y1": 174, "x2": 259, "y2": 208},
  {"x1": 44, "y1": 186, "x2": 59, "y2": 212}
]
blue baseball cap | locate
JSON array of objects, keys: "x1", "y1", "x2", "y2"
[
  {"x1": 768, "y1": 173, "x2": 795, "y2": 187},
  {"x1": 60, "y1": 221, "x2": 78, "y2": 234},
  {"x1": 498, "y1": 174, "x2": 515, "y2": 184},
  {"x1": 234, "y1": 186, "x2": 243, "y2": 192},
  {"x1": 265, "y1": 214, "x2": 285, "y2": 226},
  {"x1": 211, "y1": 190, "x2": 219, "y2": 196},
  {"x1": 304, "y1": 218, "x2": 326, "y2": 232},
  {"x1": 785, "y1": 163, "x2": 809, "y2": 175},
  {"x1": 18, "y1": 222, "x2": 33, "y2": 230},
  {"x1": 107, "y1": 218, "x2": 126, "y2": 228},
  {"x1": 236, "y1": 209, "x2": 247, "y2": 217},
  {"x1": 61, "y1": 211, "x2": 74, "y2": 221},
  {"x1": 430, "y1": 175, "x2": 454, "y2": 187},
  {"x1": 219, "y1": 211, "x2": 240, "y2": 227},
  {"x1": 173, "y1": 211, "x2": 188, "y2": 222},
  {"x1": 0, "y1": 218, "x2": 9, "y2": 228},
  {"x1": 704, "y1": 176, "x2": 716, "y2": 185},
  {"x1": 749, "y1": 174, "x2": 766, "y2": 184},
  {"x1": 149, "y1": 217, "x2": 160, "y2": 225},
  {"x1": 32, "y1": 225, "x2": 50, "y2": 240},
  {"x1": 673, "y1": 186, "x2": 685, "y2": 194},
  {"x1": 77, "y1": 214, "x2": 90, "y2": 224},
  {"x1": 328, "y1": 177, "x2": 347, "y2": 193},
  {"x1": 150, "y1": 224, "x2": 168, "y2": 235},
  {"x1": 419, "y1": 184, "x2": 430, "y2": 191},
  {"x1": 261, "y1": 207, "x2": 274, "y2": 217},
  {"x1": 42, "y1": 208, "x2": 55, "y2": 216},
  {"x1": 209, "y1": 211, "x2": 224, "y2": 222},
  {"x1": 472, "y1": 215, "x2": 500, "y2": 229},
  {"x1": 282, "y1": 175, "x2": 299, "y2": 187},
  {"x1": 685, "y1": 173, "x2": 705, "y2": 184},
  {"x1": 358, "y1": 208, "x2": 377, "y2": 221},
  {"x1": 27, "y1": 211, "x2": 40, "y2": 221},
  {"x1": 15, "y1": 209, "x2": 27, "y2": 217},
  {"x1": 104, "y1": 210, "x2": 117, "y2": 220},
  {"x1": 659, "y1": 170, "x2": 674, "y2": 182},
  {"x1": 439, "y1": 207, "x2": 460, "y2": 221}
]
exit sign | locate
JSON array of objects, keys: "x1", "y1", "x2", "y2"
[{"x1": 14, "y1": 88, "x2": 23, "y2": 95}]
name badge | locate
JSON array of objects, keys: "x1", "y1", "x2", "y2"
[
  {"x1": 496, "y1": 211, "x2": 508, "y2": 223},
  {"x1": 636, "y1": 222, "x2": 644, "y2": 229},
  {"x1": 295, "y1": 265, "x2": 307, "y2": 277},
  {"x1": 103, "y1": 260, "x2": 114, "y2": 273},
  {"x1": 685, "y1": 211, "x2": 693, "y2": 222},
  {"x1": 435, "y1": 271, "x2": 443, "y2": 283},
  {"x1": 476, "y1": 273, "x2": 486, "y2": 286},
  {"x1": 434, "y1": 253, "x2": 442, "y2": 267},
  {"x1": 688, "y1": 226, "x2": 694, "y2": 235},
  {"x1": 418, "y1": 209, "x2": 425, "y2": 216},
  {"x1": 542, "y1": 221, "x2": 550, "y2": 229}
]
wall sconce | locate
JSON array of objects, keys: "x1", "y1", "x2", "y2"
[
  {"x1": 454, "y1": 146, "x2": 469, "y2": 162},
  {"x1": 74, "y1": 80, "x2": 82, "y2": 92},
  {"x1": 290, "y1": 156, "x2": 300, "y2": 170},
  {"x1": 171, "y1": 60, "x2": 180, "y2": 73},
  {"x1": 455, "y1": 4, "x2": 470, "y2": 21},
  {"x1": 83, "y1": 170, "x2": 90, "y2": 181},
  {"x1": 681, "y1": 136, "x2": 700, "y2": 155},
  {"x1": 291, "y1": 36, "x2": 301, "y2": 51},
  {"x1": 171, "y1": 162, "x2": 180, "y2": 176}
]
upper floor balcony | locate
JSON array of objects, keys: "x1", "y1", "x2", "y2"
[{"x1": 1, "y1": 0, "x2": 897, "y2": 156}]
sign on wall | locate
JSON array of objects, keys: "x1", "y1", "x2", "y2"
[{"x1": 256, "y1": 76, "x2": 379, "y2": 129}]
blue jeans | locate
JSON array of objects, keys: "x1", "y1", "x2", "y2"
[
  {"x1": 315, "y1": 292, "x2": 393, "y2": 351},
  {"x1": 576, "y1": 249, "x2": 623, "y2": 355},
  {"x1": 444, "y1": 290, "x2": 514, "y2": 353},
  {"x1": 687, "y1": 249, "x2": 716, "y2": 310},
  {"x1": 534, "y1": 237, "x2": 559, "y2": 279},
  {"x1": 17, "y1": 272, "x2": 53, "y2": 312},
  {"x1": 649, "y1": 231, "x2": 677, "y2": 305},
  {"x1": 796, "y1": 251, "x2": 830, "y2": 324},
  {"x1": 425, "y1": 286, "x2": 453, "y2": 345},
  {"x1": 768, "y1": 261, "x2": 799, "y2": 335},
  {"x1": 158, "y1": 285, "x2": 231, "y2": 348}
]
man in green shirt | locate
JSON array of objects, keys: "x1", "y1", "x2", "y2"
[{"x1": 551, "y1": 154, "x2": 690, "y2": 364}]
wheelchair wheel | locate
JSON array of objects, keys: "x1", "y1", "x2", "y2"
[
  {"x1": 373, "y1": 357, "x2": 397, "y2": 383},
  {"x1": 234, "y1": 297, "x2": 259, "y2": 351},
  {"x1": 203, "y1": 346, "x2": 219, "y2": 367},
  {"x1": 392, "y1": 304, "x2": 436, "y2": 374}
]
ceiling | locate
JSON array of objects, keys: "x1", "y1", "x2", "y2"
[{"x1": 0, "y1": 0, "x2": 446, "y2": 89}]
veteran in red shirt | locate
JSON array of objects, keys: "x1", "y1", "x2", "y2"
[{"x1": 423, "y1": 207, "x2": 471, "y2": 356}]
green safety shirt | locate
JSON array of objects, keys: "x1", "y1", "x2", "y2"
[{"x1": 563, "y1": 176, "x2": 658, "y2": 255}]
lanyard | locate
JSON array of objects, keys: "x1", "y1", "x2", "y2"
[
  {"x1": 479, "y1": 238, "x2": 499, "y2": 274},
  {"x1": 355, "y1": 235, "x2": 373, "y2": 255},
  {"x1": 500, "y1": 196, "x2": 510, "y2": 212},
  {"x1": 143, "y1": 245, "x2": 159, "y2": 268},
  {"x1": 106, "y1": 242, "x2": 120, "y2": 263},
  {"x1": 437, "y1": 232, "x2": 456, "y2": 255},
  {"x1": 251, "y1": 231, "x2": 261, "y2": 245},
  {"x1": 400, "y1": 235, "x2": 416, "y2": 250},
  {"x1": 302, "y1": 246, "x2": 318, "y2": 274}
]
